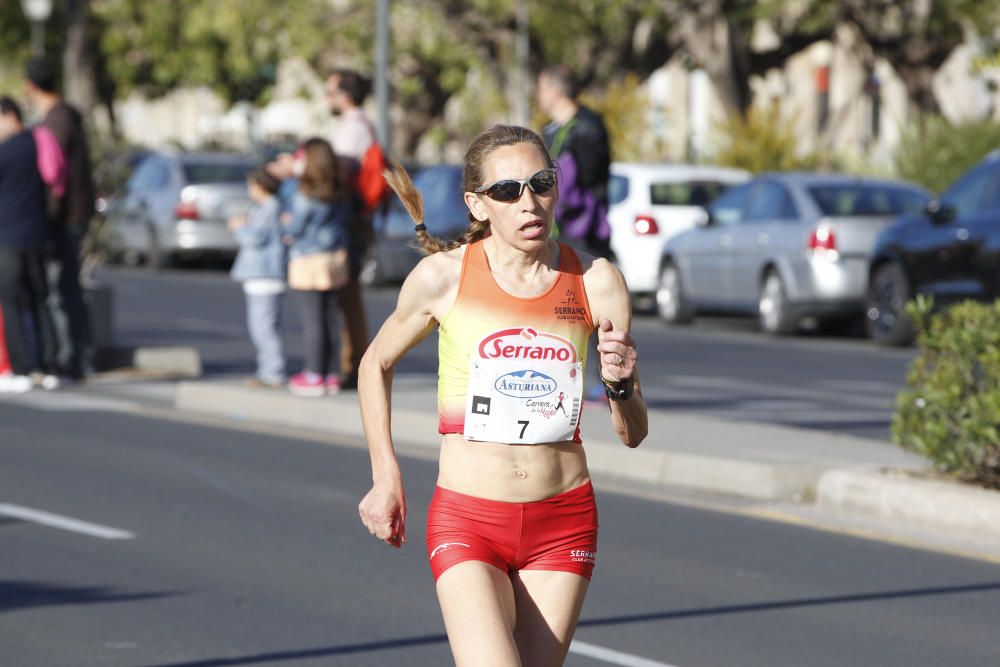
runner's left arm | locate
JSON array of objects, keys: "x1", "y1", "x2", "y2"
[{"x1": 585, "y1": 259, "x2": 648, "y2": 448}]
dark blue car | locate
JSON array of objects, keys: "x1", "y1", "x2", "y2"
[
  {"x1": 361, "y1": 164, "x2": 468, "y2": 285},
  {"x1": 867, "y1": 152, "x2": 1000, "y2": 345}
]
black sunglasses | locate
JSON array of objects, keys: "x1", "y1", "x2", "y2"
[{"x1": 475, "y1": 168, "x2": 557, "y2": 202}]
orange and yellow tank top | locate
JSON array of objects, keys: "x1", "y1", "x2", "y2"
[{"x1": 438, "y1": 240, "x2": 594, "y2": 444}]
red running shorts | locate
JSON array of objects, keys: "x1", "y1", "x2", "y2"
[{"x1": 426, "y1": 481, "x2": 598, "y2": 582}]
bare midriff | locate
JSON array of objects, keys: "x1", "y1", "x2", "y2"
[{"x1": 437, "y1": 433, "x2": 590, "y2": 502}]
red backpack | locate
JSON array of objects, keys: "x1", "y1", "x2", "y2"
[{"x1": 357, "y1": 141, "x2": 390, "y2": 212}]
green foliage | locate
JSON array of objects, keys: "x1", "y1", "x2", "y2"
[
  {"x1": 580, "y1": 74, "x2": 668, "y2": 162},
  {"x1": 894, "y1": 115, "x2": 1000, "y2": 194},
  {"x1": 711, "y1": 103, "x2": 827, "y2": 173},
  {"x1": 893, "y1": 299, "x2": 1000, "y2": 489},
  {"x1": 92, "y1": 0, "x2": 335, "y2": 105}
]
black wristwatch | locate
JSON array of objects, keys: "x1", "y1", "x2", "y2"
[{"x1": 601, "y1": 376, "x2": 634, "y2": 401}]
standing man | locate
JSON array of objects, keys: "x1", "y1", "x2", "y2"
[
  {"x1": 24, "y1": 58, "x2": 95, "y2": 381},
  {"x1": 537, "y1": 64, "x2": 613, "y2": 261},
  {"x1": 324, "y1": 68, "x2": 376, "y2": 390},
  {"x1": 0, "y1": 96, "x2": 59, "y2": 393}
]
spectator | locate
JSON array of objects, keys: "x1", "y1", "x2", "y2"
[
  {"x1": 325, "y1": 68, "x2": 378, "y2": 390},
  {"x1": 537, "y1": 64, "x2": 613, "y2": 260},
  {"x1": 284, "y1": 138, "x2": 354, "y2": 397},
  {"x1": 24, "y1": 57, "x2": 95, "y2": 381},
  {"x1": 229, "y1": 167, "x2": 288, "y2": 389},
  {"x1": 0, "y1": 96, "x2": 59, "y2": 393}
]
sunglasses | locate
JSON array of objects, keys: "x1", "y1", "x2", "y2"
[{"x1": 475, "y1": 168, "x2": 557, "y2": 202}]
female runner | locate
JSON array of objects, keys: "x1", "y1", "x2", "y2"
[{"x1": 358, "y1": 124, "x2": 647, "y2": 666}]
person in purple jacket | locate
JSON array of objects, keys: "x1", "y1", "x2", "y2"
[{"x1": 537, "y1": 64, "x2": 613, "y2": 262}]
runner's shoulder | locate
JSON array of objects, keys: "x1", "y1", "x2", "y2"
[{"x1": 404, "y1": 245, "x2": 464, "y2": 300}]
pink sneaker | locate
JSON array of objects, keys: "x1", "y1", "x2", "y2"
[
  {"x1": 325, "y1": 374, "x2": 341, "y2": 395},
  {"x1": 288, "y1": 371, "x2": 326, "y2": 397}
]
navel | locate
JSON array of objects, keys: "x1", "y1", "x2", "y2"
[{"x1": 513, "y1": 468, "x2": 528, "y2": 480}]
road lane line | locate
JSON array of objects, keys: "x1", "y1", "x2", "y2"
[
  {"x1": 0, "y1": 504, "x2": 135, "y2": 540},
  {"x1": 570, "y1": 640, "x2": 679, "y2": 667}
]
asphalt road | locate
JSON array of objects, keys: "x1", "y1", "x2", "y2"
[
  {"x1": 100, "y1": 266, "x2": 915, "y2": 440},
  {"x1": 2, "y1": 394, "x2": 999, "y2": 666}
]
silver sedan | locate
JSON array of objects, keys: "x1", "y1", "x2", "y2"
[
  {"x1": 105, "y1": 151, "x2": 256, "y2": 268},
  {"x1": 656, "y1": 173, "x2": 930, "y2": 334}
]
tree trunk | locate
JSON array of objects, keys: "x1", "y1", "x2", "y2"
[{"x1": 62, "y1": 0, "x2": 96, "y2": 112}]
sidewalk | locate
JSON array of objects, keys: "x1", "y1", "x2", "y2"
[{"x1": 172, "y1": 375, "x2": 1000, "y2": 550}]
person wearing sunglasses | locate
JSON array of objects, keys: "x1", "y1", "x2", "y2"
[{"x1": 357, "y1": 124, "x2": 647, "y2": 666}]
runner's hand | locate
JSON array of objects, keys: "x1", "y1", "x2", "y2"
[
  {"x1": 359, "y1": 480, "x2": 407, "y2": 548},
  {"x1": 596, "y1": 318, "x2": 636, "y2": 383}
]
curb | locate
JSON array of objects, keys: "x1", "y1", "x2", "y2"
[
  {"x1": 176, "y1": 381, "x2": 836, "y2": 502},
  {"x1": 817, "y1": 468, "x2": 1000, "y2": 538},
  {"x1": 95, "y1": 345, "x2": 202, "y2": 378}
]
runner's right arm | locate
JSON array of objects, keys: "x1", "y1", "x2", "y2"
[{"x1": 357, "y1": 253, "x2": 456, "y2": 547}]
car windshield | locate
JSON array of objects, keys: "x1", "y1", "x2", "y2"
[
  {"x1": 807, "y1": 184, "x2": 928, "y2": 217},
  {"x1": 384, "y1": 167, "x2": 467, "y2": 237},
  {"x1": 650, "y1": 181, "x2": 729, "y2": 207},
  {"x1": 182, "y1": 161, "x2": 254, "y2": 184}
]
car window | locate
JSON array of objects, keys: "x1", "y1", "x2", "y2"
[
  {"x1": 608, "y1": 174, "x2": 629, "y2": 205},
  {"x1": 384, "y1": 167, "x2": 466, "y2": 237},
  {"x1": 940, "y1": 167, "x2": 994, "y2": 218},
  {"x1": 182, "y1": 161, "x2": 254, "y2": 184},
  {"x1": 977, "y1": 168, "x2": 1000, "y2": 213},
  {"x1": 126, "y1": 157, "x2": 159, "y2": 192},
  {"x1": 649, "y1": 181, "x2": 729, "y2": 207},
  {"x1": 146, "y1": 160, "x2": 170, "y2": 189},
  {"x1": 708, "y1": 182, "x2": 752, "y2": 226},
  {"x1": 744, "y1": 182, "x2": 798, "y2": 221},
  {"x1": 808, "y1": 184, "x2": 927, "y2": 216}
]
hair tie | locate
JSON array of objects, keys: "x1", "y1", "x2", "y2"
[{"x1": 414, "y1": 223, "x2": 427, "y2": 233}]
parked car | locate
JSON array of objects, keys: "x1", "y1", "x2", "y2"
[
  {"x1": 105, "y1": 151, "x2": 256, "y2": 267},
  {"x1": 608, "y1": 162, "x2": 749, "y2": 308},
  {"x1": 658, "y1": 173, "x2": 931, "y2": 334},
  {"x1": 866, "y1": 152, "x2": 1000, "y2": 345},
  {"x1": 361, "y1": 164, "x2": 468, "y2": 285}
]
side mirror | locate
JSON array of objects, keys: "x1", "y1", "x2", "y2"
[
  {"x1": 924, "y1": 199, "x2": 955, "y2": 225},
  {"x1": 695, "y1": 207, "x2": 713, "y2": 228}
]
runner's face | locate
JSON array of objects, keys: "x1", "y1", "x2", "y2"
[{"x1": 465, "y1": 142, "x2": 556, "y2": 251}]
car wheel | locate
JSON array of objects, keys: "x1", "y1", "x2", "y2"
[
  {"x1": 865, "y1": 262, "x2": 915, "y2": 346},
  {"x1": 758, "y1": 271, "x2": 796, "y2": 335},
  {"x1": 656, "y1": 262, "x2": 693, "y2": 325}
]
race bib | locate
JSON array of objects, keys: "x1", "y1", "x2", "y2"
[{"x1": 463, "y1": 358, "x2": 583, "y2": 444}]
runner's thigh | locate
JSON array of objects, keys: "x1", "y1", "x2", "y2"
[
  {"x1": 513, "y1": 570, "x2": 590, "y2": 667},
  {"x1": 437, "y1": 561, "x2": 521, "y2": 667}
]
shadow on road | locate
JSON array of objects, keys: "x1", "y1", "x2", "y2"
[
  {"x1": 0, "y1": 579, "x2": 175, "y2": 614},
  {"x1": 577, "y1": 580, "x2": 1000, "y2": 628},
  {"x1": 142, "y1": 581, "x2": 1000, "y2": 666},
  {"x1": 142, "y1": 632, "x2": 450, "y2": 666}
]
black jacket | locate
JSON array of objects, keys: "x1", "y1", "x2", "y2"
[
  {"x1": 43, "y1": 101, "x2": 95, "y2": 231},
  {"x1": 0, "y1": 130, "x2": 49, "y2": 248}
]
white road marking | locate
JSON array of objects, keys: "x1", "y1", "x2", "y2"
[
  {"x1": 0, "y1": 504, "x2": 135, "y2": 540},
  {"x1": 570, "y1": 639, "x2": 679, "y2": 667}
]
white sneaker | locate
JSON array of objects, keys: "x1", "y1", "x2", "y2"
[
  {"x1": 0, "y1": 374, "x2": 34, "y2": 394},
  {"x1": 39, "y1": 375, "x2": 61, "y2": 391}
]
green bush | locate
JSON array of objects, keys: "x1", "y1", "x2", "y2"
[
  {"x1": 893, "y1": 298, "x2": 1000, "y2": 489},
  {"x1": 711, "y1": 103, "x2": 830, "y2": 173},
  {"x1": 894, "y1": 115, "x2": 1000, "y2": 194}
]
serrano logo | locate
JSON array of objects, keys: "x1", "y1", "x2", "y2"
[
  {"x1": 495, "y1": 370, "x2": 557, "y2": 399},
  {"x1": 477, "y1": 327, "x2": 577, "y2": 362}
]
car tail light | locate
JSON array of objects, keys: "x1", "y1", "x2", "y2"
[
  {"x1": 174, "y1": 200, "x2": 200, "y2": 220},
  {"x1": 807, "y1": 225, "x2": 839, "y2": 260},
  {"x1": 633, "y1": 214, "x2": 659, "y2": 235}
]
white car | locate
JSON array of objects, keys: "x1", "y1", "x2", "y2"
[{"x1": 608, "y1": 163, "x2": 750, "y2": 307}]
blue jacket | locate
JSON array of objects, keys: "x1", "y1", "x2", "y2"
[
  {"x1": 285, "y1": 191, "x2": 352, "y2": 259},
  {"x1": 230, "y1": 197, "x2": 287, "y2": 282},
  {"x1": 0, "y1": 130, "x2": 49, "y2": 248}
]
